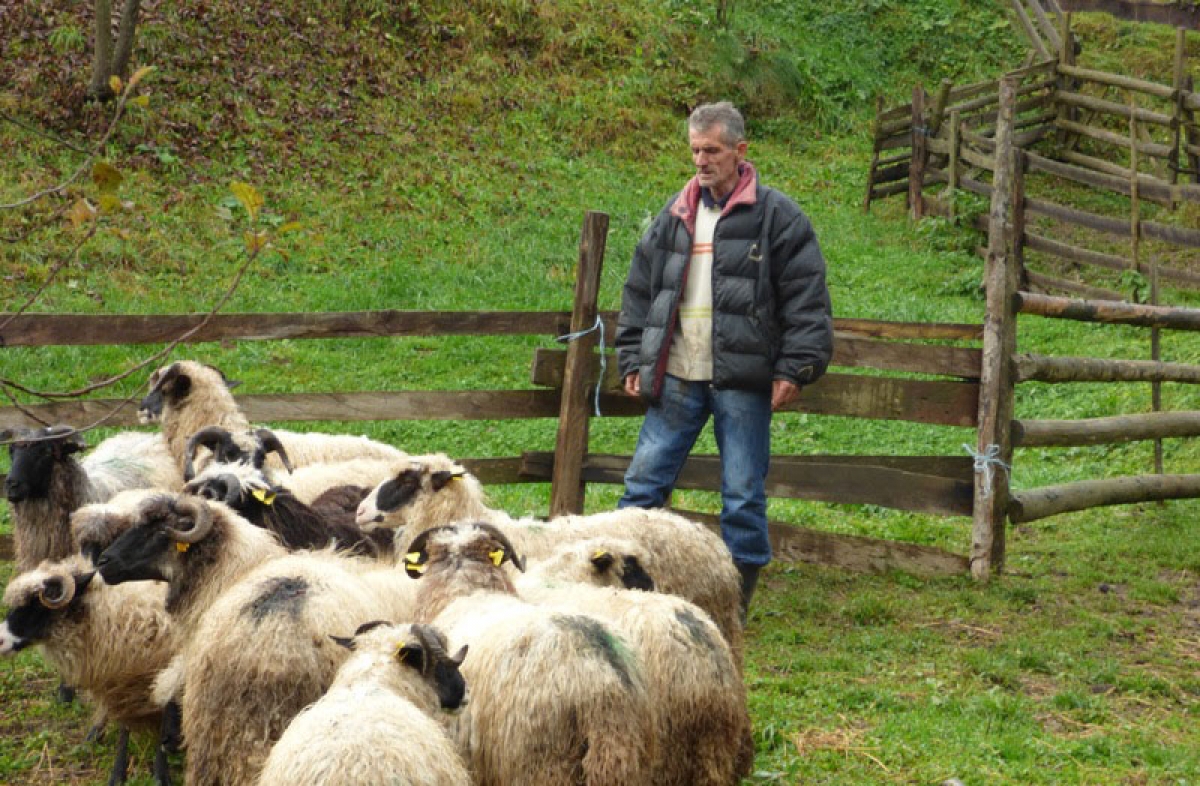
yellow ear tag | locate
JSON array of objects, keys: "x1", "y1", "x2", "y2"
[
  {"x1": 405, "y1": 552, "x2": 422, "y2": 564},
  {"x1": 175, "y1": 542, "x2": 190, "y2": 553},
  {"x1": 592, "y1": 549, "x2": 609, "y2": 560},
  {"x1": 404, "y1": 562, "x2": 427, "y2": 577},
  {"x1": 488, "y1": 549, "x2": 505, "y2": 567},
  {"x1": 251, "y1": 488, "x2": 276, "y2": 505}
]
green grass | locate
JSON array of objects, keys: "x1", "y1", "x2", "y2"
[{"x1": 3, "y1": 0, "x2": 1200, "y2": 783}]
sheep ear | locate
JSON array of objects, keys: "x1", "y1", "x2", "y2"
[
  {"x1": 74, "y1": 571, "x2": 97, "y2": 594},
  {"x1": 430, "y1": 471, "x2": 463, "y2": 492},
  {"x1": 329, "y1": 635, "x2": 356, "y2": 651},
  {"x1": 590, "y1": 549, "x2": 616, "y2": 574},
  {"x1": 403, "y1": 550, "x2": 428, "y2": 579},
  {"x1": 450, "y1": 645, "x2": 468, "y2": 666},
  {"x1": 620, "y1": 555, "x2": 656, "y2": 592},
  {"x1": 396, "y1": 643, "x2": 426, "y2": 672}
]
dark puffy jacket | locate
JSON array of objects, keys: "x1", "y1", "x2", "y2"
[{"x1": 616, "y1": 171, "x2": 833, "y2": 403}]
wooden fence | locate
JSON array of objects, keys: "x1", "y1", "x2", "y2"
[
  {"x1": 2, "y1": 212, "x2": 987, "y2": 577},
  {"x1": 864, "y1": 8, "x2": 1200, "y2": 575}
]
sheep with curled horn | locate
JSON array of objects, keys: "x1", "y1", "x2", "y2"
[
  {"x1": 2, "y1": 425, "x2": 183, "y2": 571},
  {"x1": 92, "y1": 491, "x2": 418, "y2": 786},
  {"x1": 140, "y1": 359, "x2": 408, "y2": 477},
  {"x1": 356, "y1": 452, "x2": 745, "y2": 669},
  {"x1": 1, "y1": 555, "x2": 175, "y2": 786},
  {"x1": 183, "y1": 457, "x2": 391, "y2": 557},
  {"x1": 258, "y1": 621, "x2": 471, "y2": 786},
  {"x1": 405, "y1": 521, "x2": 656, "y2": 786},
  {"x1": 517, "y1": 541, "x2": 754, "y2": 786}
]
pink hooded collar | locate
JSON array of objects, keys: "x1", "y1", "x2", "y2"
[{"x1": 669, "y1": 161, "x2": 758, "y2": 236}]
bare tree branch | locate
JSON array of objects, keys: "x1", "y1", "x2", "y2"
[{"x1": 0, "y1": 112, "x2": 91, "y2": 155}]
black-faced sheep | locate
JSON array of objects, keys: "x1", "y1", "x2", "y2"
[
  {"x1": 518, "y1": 542, "x2": 755, "y2": 786},
  {"x1": 2, "y1": 426, "x2": 183, "y2": 571},
  {"x1": 405, "y1": 522, "x2": 656, "y2": 786},
  {"x1": 183, "y1": 459, "x2": 389, "y2": 557},
  {"x1": 257, "y1": 621, "x2": 471, "y2": 786},
  {"x1": 356, "y1": 453, "x2": 746, "y2": 668},
  {"x1": 92, "y1": 492, "x2": 417, "y2": 786},
  {"x1": 0, "y1": 555, "x2": 175, "y2": 786}
]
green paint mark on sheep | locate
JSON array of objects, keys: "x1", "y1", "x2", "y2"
[
  {"x1": 243, "y1": 576, "x2": 309, "y2": 624},
  {"x1": 674, "y1": 607, "x2": 717, "y2": 651},
  {"x1": 552, "y1": 614, "x2": 635, "y2": 690}
]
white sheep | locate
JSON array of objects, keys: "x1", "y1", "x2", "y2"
[
  {"x1": 0, "y1": 555, "x2": 175, "y2": 785},
  {"x1": 91, "y1": 491, "x2": 417, "y2": 786},
  {"x1": 405, "y1": 521, "x2": 656, "y2": 786},
  {"x1": 3, "y1": 426, "x2": 183, "y2": 571},
  {"x1": 356, "y1": 453, "x2": 746, "y2": 668},
  {"x1": 517, "y1": 540, "x2": 755, "y2": 785},
  {"x1": 139, "y1": 360, "x2": 406, "y2": 476},
  {"x1": 257, "y1": 621, "x2": 471, "y2": 786}
]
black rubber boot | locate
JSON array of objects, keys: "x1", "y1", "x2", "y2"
[{"x1": 735, "y1": 561, "x2": 761, "y2": 624}]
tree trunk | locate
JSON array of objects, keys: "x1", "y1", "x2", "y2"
[
  {"x1": 88, "y1": 0, "x2": 114, "y2": 101},
  {"x1": 112, "y1": 0, "x2": 142, "y2": 79}
]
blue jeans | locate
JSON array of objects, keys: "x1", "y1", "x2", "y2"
[{"x1": 618, "y1": 374, "x2": 773, "y2": 566}]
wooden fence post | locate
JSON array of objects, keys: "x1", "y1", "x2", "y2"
[
  {"x1": 549, "y1": 210, "x2": 609, "y2": 517},
  {"x1": 909, "y1": 85, "x2": 927, "y2": 221},
  {"x1": 864, "y1": 95, "x2": 884, "y2": 213},
  {"x1": 972, "y1": 76, "x2": 1020, "y2": 580}
]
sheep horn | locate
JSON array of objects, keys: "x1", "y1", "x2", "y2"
[
  {"x1": 39, "y1": 573, "x2": 76, "y2": 610},
  {"x1": 473, "y1": 523, "x2": 525, "y2": 572},
  {"x1": 253, "y1": 428, "x2": 293, "y2": 473},
  {"x1": 183, "y1": 426, "x2": 235, "y2": 481},
  {"x1": 163, "y1": 496, "x2": 215, "y2": 544}
]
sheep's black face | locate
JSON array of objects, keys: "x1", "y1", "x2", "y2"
[
  {"x1": 189, "y1": 474, "x2": 248, "y2": 509},
  {"x1": 5, "y1": 430, "x2": 84, "y2": 503},
  {"x1": 0, "y1": 601, "x2": 55, "y2": 653},
  {"x1": 95, "y1": 525, "x2": 173, "y2": 585},
  {"x1": 137, "y1": 387, "x2": 164, "y2": 424},
  {"x1": 432, "y1": 657, "x2": 468, "y2": 710},
  {"x1": 374, "y1": 468, "x2": 424, "y2": 513}
]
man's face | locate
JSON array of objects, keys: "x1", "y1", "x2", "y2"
[{"x1": 689, "y1": 126, "x2": 747, "y2": 200}]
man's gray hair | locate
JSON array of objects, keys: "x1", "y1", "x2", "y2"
[{"x1": 688, "y1": 102, "x2": 746, "y2": 146}]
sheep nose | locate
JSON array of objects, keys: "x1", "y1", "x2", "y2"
[{"x1": 4, "y1": 477, "x2": 27, "y2": 502}]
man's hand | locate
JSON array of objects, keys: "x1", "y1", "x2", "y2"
[
  {"x1": 623, "y1": 373, "x2": 641, "y2": 397},
  {"x1": 771, "y1": 379, "x2": 800, "y2": 411}
]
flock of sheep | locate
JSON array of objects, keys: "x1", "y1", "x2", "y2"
[{"x1": 1, "y1": 360, "x2": 754, "y2": 786}]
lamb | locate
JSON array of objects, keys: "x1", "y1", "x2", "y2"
[
  {"x1": 356, "y1": 453, "x2": 746, "y2": 667},
  {"x1": 0, "y1": 555, "x2": 175, "y2": 785},
  {"x1": 257, "y1": 621, "x2": 471, "y2": 786},
  {"x1": 2, "y1": 425, "x2": 183, "y2": 571},
  {"x1": 183, "y1": 459, "x2": 390, "y2": 557},
  {"x1": 405, "y1": 521, "x2": 656, "y2": 786},
  {"x1": 517, "y1": 540, "x2": 755, "y2": 786},
  {"x1": 92, "y1": 492, "x2": 418, "y2": 786},
  {"x1": 139, "y1": 360, "x2": 406, "y2": 476}
]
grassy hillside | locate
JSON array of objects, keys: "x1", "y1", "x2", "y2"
[{"x1": 3, "y1": 1, "x2": 1200, "y2": 783}]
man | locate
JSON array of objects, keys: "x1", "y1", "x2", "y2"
[{"x1": 615, "y1": 101, "x2": 833, "y2": 619}]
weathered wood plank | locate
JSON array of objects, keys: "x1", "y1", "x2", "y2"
[
  {"x1": 1015, "y1": 291, "x2": 1200, "y2": 330},
  {"x1": 1053, "y1": 117, "x2": 1174, "y2": 159},
  {"x1": 1025, "y1": 149, "x2": 1200, "y2": 205},
  {"x1": 1054, "y1": 89, "x2": 1174, "y2": 124},
  {"x1": 534, "y1": 337, "x2": 981, "y2": 388},
  {"x1": 0, "y1": 390, "x2": 569, "y2": 429},
  {"x1": 1057, "y1": 0, "x2": 1200, "y2": 29},
  {"x1": 829, "y1": 318, "x2": 982, "y2": 341},
  {"x1": 550, "y1": 211, "x2": 608, "y2": 516},
  {"x1": 1060, "y1": 63, "x2": 1171, "y2": 100},
  {"x1": 529, "y1": 358, "x2": 980, "y2": 426},
  {"x1": 520, "y1": 452, "x2": 974, "y2": 516},
  {"x1": 1013, "y1": 411, "x2": 1200, "y2": 447},
  {"x1": 1015, "y1": 353, "x2": 1200, "y2": 384},
  {"x1": 1026, "y1": 231, "x2": 1200, "y2": 286},
  {"x1": 1023, "y1": 269, "x2": 1124, "y2": 300},
  {"x1": 973, "y1": 76, "x2": 1020, "y2": 580},
  {"x1": 0, "y1": 311, "x2": 576, "y2": 347},
  {"x1": 1009, "y1": 473, "x2": 1200, "y2": 523}
]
